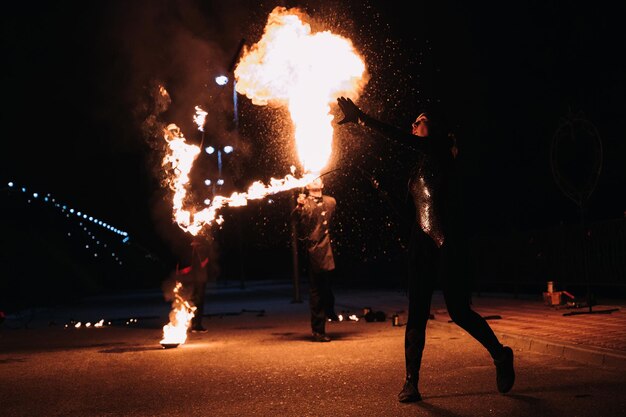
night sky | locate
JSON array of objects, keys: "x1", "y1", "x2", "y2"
[{"x1": 2, "y1": 1, "x2": 625, "y2": 293}]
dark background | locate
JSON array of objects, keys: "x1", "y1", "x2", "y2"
[{"x1": 2, "y1": 0, "x2": 625, "y2": 311}]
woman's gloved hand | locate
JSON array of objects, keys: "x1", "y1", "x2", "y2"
[{"x1": 336, "y1": 96, "x2": 363, "y2": 125}]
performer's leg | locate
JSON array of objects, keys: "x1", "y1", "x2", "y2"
[
  {"x1": 399, "y1": 232, "x2": 436, "y2": 402},
  {"x1": 404, "y1": 278, "x2": 434, "y2": 379},
  {"x1": 440, "y1": 238, "x2": 515, "y2": 393},
  {"x1": 191, "y1": 274, "x2": 207, "y2": 332},
  {"x1": 308, "y1": 267, "x2": 326, "y2": 336},
  {"x1": 322, "y1": 270, "x2": 337, "y2": 320},
  {"x1": 440, "y1": 238, "x2": 504, "y2": 359},
  {"x1": 444, "y1": 287, "x2": 515, "y2": 392},
  {"x1": 441, "y1": 239, "x2": 515, "y2": 393},
  {"x1": 443, "y1": 289, "x2": 503, "y2": 358}
]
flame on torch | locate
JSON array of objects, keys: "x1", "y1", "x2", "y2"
[
  {"x1": 160, "y1": 281, "x2": 197, "y2": 346},
  {"x1": 162, "y1": 121, "x2": 320, "y2": 234},
  {"x1": 162, "y1": 109, "x2": 321, "y2": 235}
]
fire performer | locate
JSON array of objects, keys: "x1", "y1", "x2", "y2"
[
  {"x1": 177, "y1": 235, "x2": 216, "y2": 333},
  {"x1": 291, "y1": 177, "x2": 339, "y2": 342},
  {"x1": 189, "y1": 237, "x2": 208, "y2": 333},
  {"x1": 335, "y1": 97, "x2": 515, "y2": 401}
]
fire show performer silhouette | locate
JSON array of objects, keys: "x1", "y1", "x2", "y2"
[
  {"x1": 336, "y1": 96, "x2": 515, "y2": 402},
  {"x1": 291, "y1": 177, "x2": 338, "y2": 342}
]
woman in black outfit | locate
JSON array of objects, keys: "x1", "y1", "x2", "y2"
[{"x1": 336, "y1": 96, "x2": 515, "y2": 402}]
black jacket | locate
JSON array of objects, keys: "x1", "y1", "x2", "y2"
[
  {"x1": 292, "y1": 195, "x2": 336, "y2": 272},
  {"x1": 358, "y1": 113, "x2": 465, "y2": 247}
]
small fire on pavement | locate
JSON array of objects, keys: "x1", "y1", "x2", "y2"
[{"x1": 160, "y1": 281, "x2": 196, "y2": 349}]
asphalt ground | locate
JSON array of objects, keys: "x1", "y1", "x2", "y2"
[{"x1": 1, "y1": 280, "x2": 625, "y2": 417}]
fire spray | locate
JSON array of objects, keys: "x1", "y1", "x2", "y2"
[{"x1": 158, "y1": 6, "x2": 367, "y2": 346}]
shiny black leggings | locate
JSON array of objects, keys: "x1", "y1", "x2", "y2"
[{"x1": 404, "y1": 231, "x2": 503, "y2": 380}]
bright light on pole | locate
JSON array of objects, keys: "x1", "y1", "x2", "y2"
[{"x1": 215, "y1": 75, "x2": 229, "y2": 86}]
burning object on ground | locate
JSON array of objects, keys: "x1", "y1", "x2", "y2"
[
  {"x1": 64, "y1": 319, "x2": 109, "y2": 329},
  {"x1": 160, "y1": 281, "x2": 196, "y2": 349}
]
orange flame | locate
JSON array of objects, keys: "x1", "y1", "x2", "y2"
[
  {"x1": 162, "y1": 124, "x2": 203, "y2": 234},
  {"x1": 235, "y1": 6, "x2": 366, "y2": 173},
  {"x1": 162, "y1": 105, "x2": 319, "y2": 234},
  {"x1": 160, "y1": 281, "x2": 197, "y2": 345},
  {"x1": 161, "y1": 8, "x2": 366, "y2": 236},
  {"x1": 164, "y1": 130, "x2": 318, "y2": 234},
  {"x1": 193, "y1": 106, "x2": 208, "y2": 132}
]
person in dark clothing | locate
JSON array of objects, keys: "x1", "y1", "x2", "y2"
[
  {"x1": 336, "y1": 96, "x2": 515, "y2": 402},
  {"x1": 184, "y1": 237, "x2": 209, "y2": 333},
  {"x1": 292, "y1": 177, "x2": 338, "y2": 342}
]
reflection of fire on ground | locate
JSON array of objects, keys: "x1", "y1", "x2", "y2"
[{"x1": 160, "y1": 282, "x2": 196, "y2": 347}]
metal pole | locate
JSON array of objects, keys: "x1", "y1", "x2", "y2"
[
  {"x1": 290, "y1": 191, "x2": 301, "y2": 303},
  {"x1": 232, "y1": 78, "x2": 246, "y2": 290}
]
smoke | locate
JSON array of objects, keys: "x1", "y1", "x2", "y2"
[{"x1": 107, "y1": 0, "x2": 250, "y2": 255}]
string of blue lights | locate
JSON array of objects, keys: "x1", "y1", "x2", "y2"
[{"x1": 6, "y1": 180, "x2": 130, "y2": 266}]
